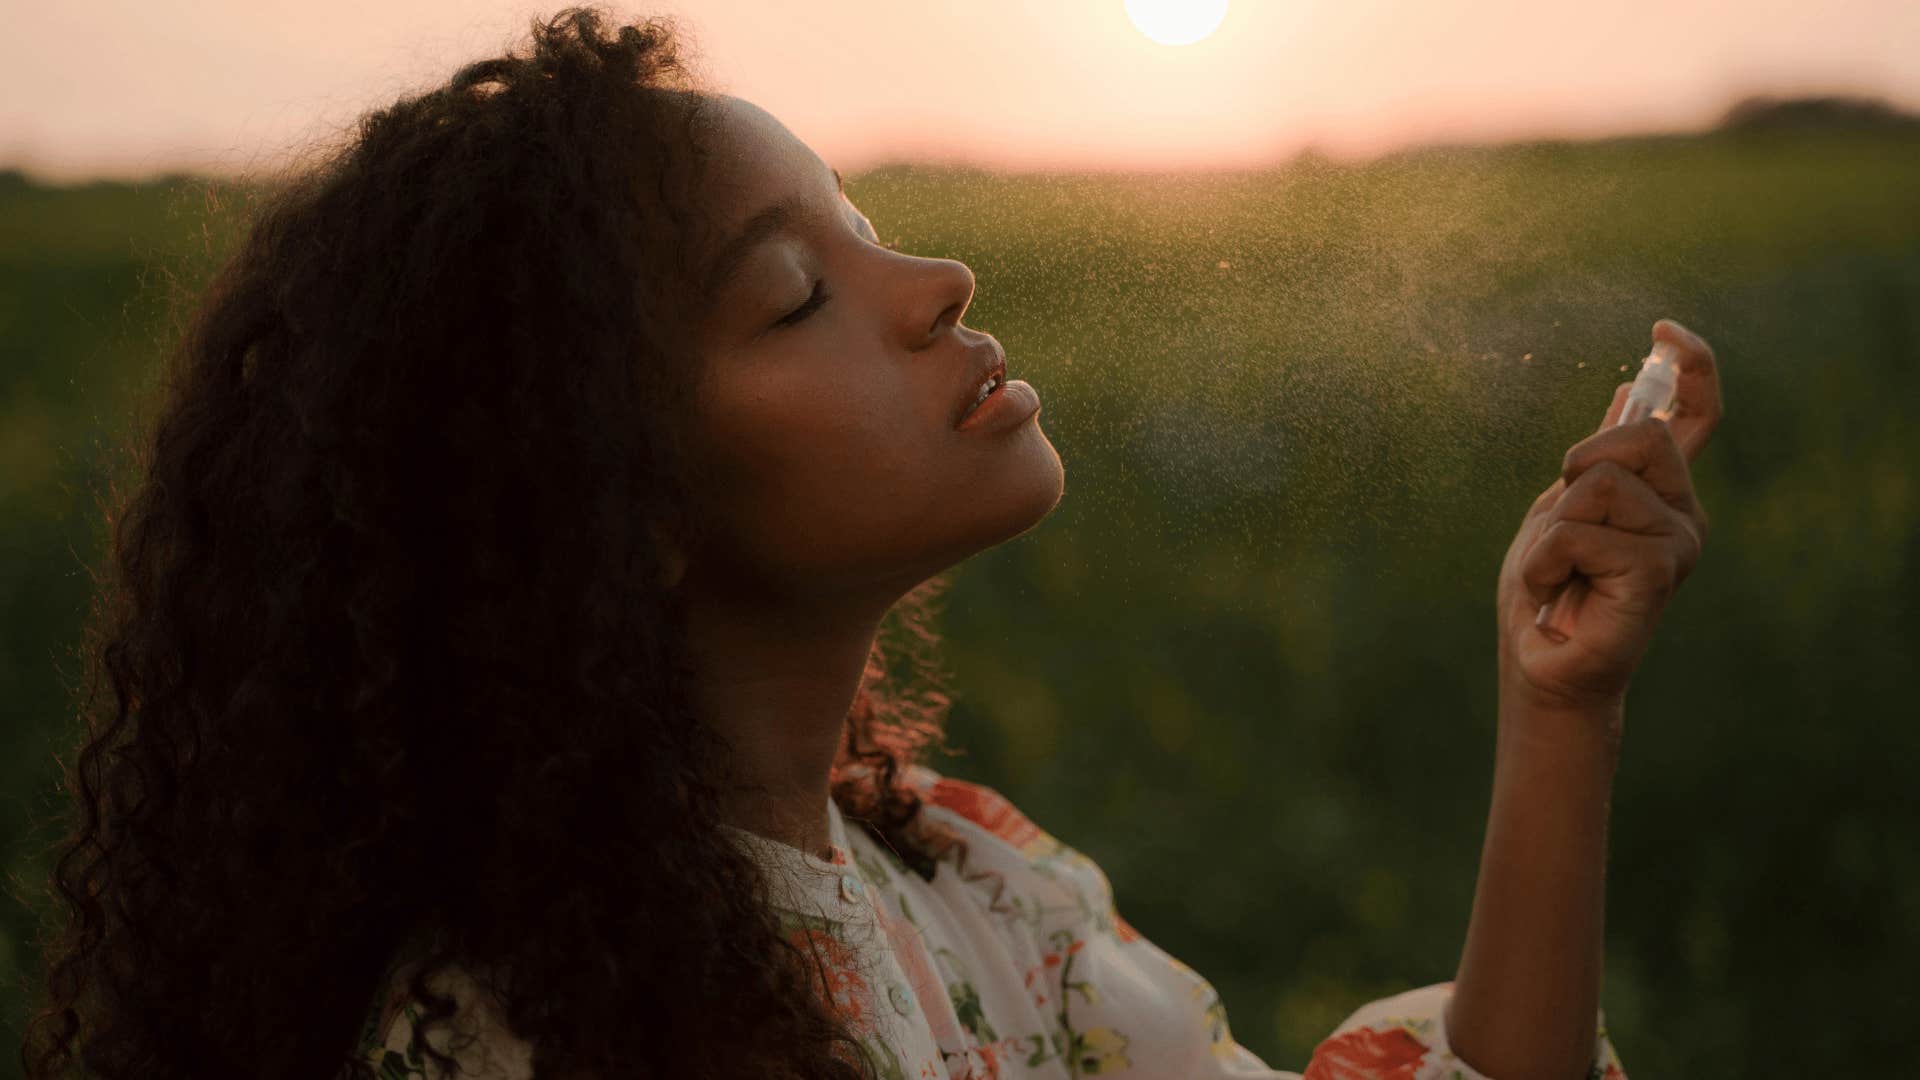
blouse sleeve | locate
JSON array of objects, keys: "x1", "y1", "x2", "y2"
[
  {"x1": 907, "y1": 766, "x2": 1627, "y2": 1080},
  {"x1": 1302, "y1": 983, "x2": 1627, "y2": 1080}
]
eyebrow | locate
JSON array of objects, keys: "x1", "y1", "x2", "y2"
[{"x1": 702, "y1": 166, "x2": 849, "y2": 299}]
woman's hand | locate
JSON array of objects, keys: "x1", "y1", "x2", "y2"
[
  {"x1": 1495, "y1": 318, "x2": 1724, "y2": 724},
  {"x1": 1453, "y1": 321, "x2": 1722, "y2": 1080}
]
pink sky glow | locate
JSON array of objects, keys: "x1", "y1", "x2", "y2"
[{"x1": 3, "y1": 0, "x2": 1916, "y2": 181}]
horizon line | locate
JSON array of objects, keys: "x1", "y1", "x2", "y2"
[{"x1": 6, "y1": 92, "x2": 1913, "y2": 189}]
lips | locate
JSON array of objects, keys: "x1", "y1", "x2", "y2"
[{"x1": 953, "y1": 340, "x2": 1008, "y2": 429}]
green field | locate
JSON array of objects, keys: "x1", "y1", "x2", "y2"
[{"x1": 4, "y1": 120, "x2": 1917, "y2": 1075}]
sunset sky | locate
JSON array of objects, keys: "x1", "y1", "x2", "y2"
[{"x1": 3, "y1": 0, "x2": 1916, "y2": 180}]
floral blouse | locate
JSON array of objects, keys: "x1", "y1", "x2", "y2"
[{"x1": 353, "y1": 764, "x2": 1627, "y2": 1079}]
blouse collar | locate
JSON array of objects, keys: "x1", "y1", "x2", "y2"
[{"x1": 721, "y1": 796, "x2": 873, "y2": 921}]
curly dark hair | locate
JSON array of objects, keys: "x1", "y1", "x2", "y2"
[{"x1": 19, "y1": 8, "x2": 988, "y2": 1078}]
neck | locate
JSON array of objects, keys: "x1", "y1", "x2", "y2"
[{"x1": 684, "y1": 584, "x2": 888, "y2": 863}]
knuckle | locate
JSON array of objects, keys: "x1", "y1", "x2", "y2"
[
  {"x1": 1674, "y1": 535, "x2": 1700, "y2": 583},
  {"x1": 1529, "y1": 521, "x2": 1559, "y2": 562},
  {"x1": 1579, "y1": 461, "x2": 1624, "y2": 497},
  {"x1": 1649, "y1": 549, "x2": 1680, "y2": 599},
  {"x1": 1519, "y1": 552, "x2": 1543, "y2": 587},
  {"x1": 1655, "y1": 417, "x2": 1682, "y2": 451}
]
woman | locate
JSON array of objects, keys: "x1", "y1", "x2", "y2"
[{"x1": 22, "y1": 8, "x2": 1719, "y2": 1080}]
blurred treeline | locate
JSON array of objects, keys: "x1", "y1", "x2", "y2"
[{"x1": 4, "y1": 101, "x2": 1917, "y2": 1076}]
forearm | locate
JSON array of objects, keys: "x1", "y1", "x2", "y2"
[{"x1": 1446, "y1": 693, "x2": 1620, "y2": 1080}]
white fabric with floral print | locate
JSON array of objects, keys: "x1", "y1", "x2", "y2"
[{"x1": 353, "y1": 763, "x2": 1627, "y2": 1079}]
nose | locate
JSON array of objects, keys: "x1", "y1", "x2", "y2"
[{"x1": 913, "y1": 256, "x2": 976, "y2": 348}]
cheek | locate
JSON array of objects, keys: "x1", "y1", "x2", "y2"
[{"x1": 702, "y1": 366, "x2": 933, "y2": 539}]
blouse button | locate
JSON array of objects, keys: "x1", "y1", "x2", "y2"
[
  {"x1": 888, "y1": 983, "x2": 914, "y2": 1017},
  {"x1": 839, "y1": 874, "x2": 864, "y2": 903}
]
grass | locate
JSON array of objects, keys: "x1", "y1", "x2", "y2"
[{"x1": 3, "y1": 122, "x2": 1917, "y2": 1075}]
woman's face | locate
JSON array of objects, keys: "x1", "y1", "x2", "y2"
[{"x1": 678, "y1": 95, "x2": 1064, "y2": 606}]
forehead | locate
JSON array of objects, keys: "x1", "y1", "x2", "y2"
[{"x1": 696, "y1": 95, "x2": 833, "y2": 227}]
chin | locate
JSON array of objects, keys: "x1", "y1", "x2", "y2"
[
  {"x1": 993, "y1": 424, "x2": 1067, "y2": 540},
  {"x1": 897, "y1": 427, "x2": 1067, "y2": 587},
  {"x1": 1033, "y1": 431, "x2": 1066, "y2": 517}
]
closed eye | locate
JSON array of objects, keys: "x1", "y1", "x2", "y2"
[
  {"x1": 771, "y1": 230, "x2": 895, "y2": 330},
  {"x1": 775, "y1": 279, "x2": 830, "y2": 328}
]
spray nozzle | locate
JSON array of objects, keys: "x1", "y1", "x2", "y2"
[{"x1": 1620, "y1": 339, "x2": 1681, "y2": 425}]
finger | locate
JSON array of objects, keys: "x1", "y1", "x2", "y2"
[
  {"x1": 1518, "y1": 520, "x2": 1686, "y2": 611},
  {"x1": 1541, "y1": 460, "x2": 1683, "y2": 537},
  {"x1": 1525, "y1": 476, "x2": 1567, "y2": 521},
  {"x1": 1538, "y1": 462, "x2": 1705, "y2": 584},
  {"x1": 1651, "y1": 318, "x2": 1724, "y2": 462},
  {"x1": 1598, "y1": 380, "x2": 1632, "y2": 433},
  {"x1": 1562, "y1": 414, "x2": 1699, "y2": 516},
  {"x1": 1520, "y1": 382, "x2": 1638, "y2": 528}
]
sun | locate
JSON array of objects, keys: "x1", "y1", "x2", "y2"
[{"x1": 1123, "y1": 0, "x2": 1230, "y2": 46}]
